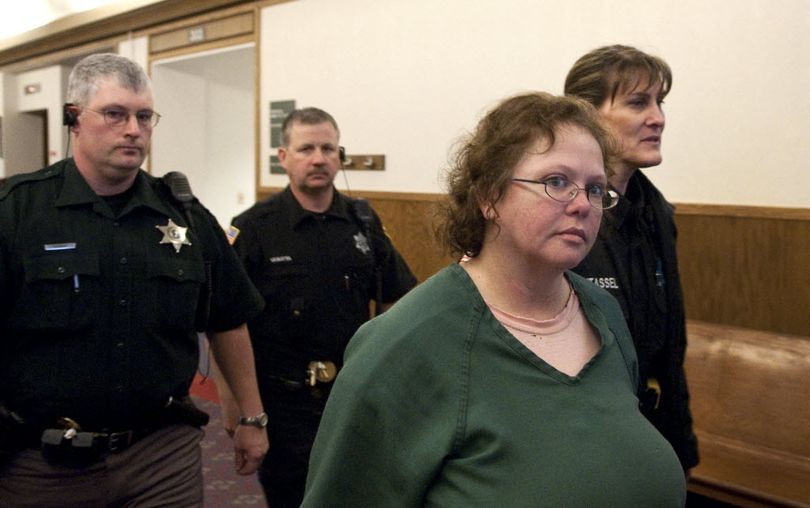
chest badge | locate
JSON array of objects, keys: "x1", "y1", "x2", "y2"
[
  {"x1": 156, "y1": 218, "x2": 192, "y2": 253},
  {"x1": 353, "y1": 232, "x2": 370, "y2": 255}
]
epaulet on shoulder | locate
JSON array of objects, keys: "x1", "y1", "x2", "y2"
[
  {"x1": 243, "y1": 193, "x2": 281, "y2": 217},
  {"x1": 0, "y1": 168, "x2": 60, "y2": 201}
]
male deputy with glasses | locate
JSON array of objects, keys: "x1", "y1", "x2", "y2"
[
  {"x1": 0, "y1": 53, "x2": 268, "y2": 506},
  {"x1": 219, "y1": 107, "x2": 417, "y2": 508}
]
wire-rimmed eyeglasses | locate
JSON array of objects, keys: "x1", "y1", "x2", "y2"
[
  {"x1": 511, "y1": 176, "x2": 620, "y2": 210},
  {"x1": 84, "y1": 107, "x2": 161, "y2": 128}
]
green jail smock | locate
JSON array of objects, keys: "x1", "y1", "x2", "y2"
[{"x1": 303, "y1": 264, "x2": 686, "y2": 507}]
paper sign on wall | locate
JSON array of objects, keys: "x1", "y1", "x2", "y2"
[
  {"x1": 270, "y1": 155, "x2": 284, "y2": 175},
  {"x1": 270, "y1": 100, "x2": 295, "y2": 148}
]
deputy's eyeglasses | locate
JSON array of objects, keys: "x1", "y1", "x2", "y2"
[
  {"x1": 511, "y1": 176, "x2": 619, "y2": 210},
  {"x1": 84, "y1": 107, "x2": 161, "y2": 128}
]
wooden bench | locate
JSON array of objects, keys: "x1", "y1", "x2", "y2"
[{"x1": 685, "y1": 320, "x2": 810, "y2": 507}]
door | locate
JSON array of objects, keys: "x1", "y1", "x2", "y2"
[{"x1": 150, "y1": 43, "x2": 256, "y2": 229}]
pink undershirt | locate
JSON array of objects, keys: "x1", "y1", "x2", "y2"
[{"x1": 488, "y1": 290, "x2": 601, "y2": 377}]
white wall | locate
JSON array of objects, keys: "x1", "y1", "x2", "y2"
[
  {"x1": 260, "y1": 0, "x2": 810, "y2": 208},
  {"x1": 17, "y1": 66, "x2": 70, "y2": 168},
  {"x1": 118, "y1": 35, "x2": 149, "y2": 69},
  {"x1": 1, "y1": 64, "x2": 70, "y2": 176},
  {"x1": 151, "y1": 44, "x2": 255, "y2": 228}
]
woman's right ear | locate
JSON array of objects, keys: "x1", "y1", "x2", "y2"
[{"x1": 481, "y1": 203, "x2": 496, "y2": 221}]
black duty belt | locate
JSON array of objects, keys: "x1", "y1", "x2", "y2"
[
  {"x1": 268, "y1": 360, "x2": 338, "y2": 393},
  {"x1": 9, "y1": 396, "x2": 208, "y2": 458},
  {"x1": 40, "y1": 422, "x2": 164, "y2": 454},
  {"x1": 92, "y1": 428, "x2": 152, "y2": 453}
]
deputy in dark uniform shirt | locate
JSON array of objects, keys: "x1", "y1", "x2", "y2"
[
  {"x1": 0, "y1": 53, "x2": 268, "y2": 507},
  {"x1": 565, "y1": 45, "x2": 699, "y2": 471},
  {"x1": 219, "y1": 107, "x2": 416, "y2": 508}
]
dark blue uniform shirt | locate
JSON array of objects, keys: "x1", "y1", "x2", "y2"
[
  {"x1": 0, "y1": 159, "x2": 263, "y2": 430},
  {"x1": 231, "y1": 186, "x2": 416, "y2": 384}
]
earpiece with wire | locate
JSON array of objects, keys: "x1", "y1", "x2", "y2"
[
  {"x1": 63, "y1": 103, "x2": 78, "y2": 127},
  {"x1": 339, "y1": 145, "x2": 353, "y2": 197},
  {"x1": 62, "y1": 103, "x2": 78, "y2": 157}
]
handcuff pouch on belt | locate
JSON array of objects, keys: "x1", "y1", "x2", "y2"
[
  {"x1": 38, "y1": 396, "x2": 209, "y2": 463},
  {"x1": 41, "y1": 417, "x2": 103, "y2": 464}
]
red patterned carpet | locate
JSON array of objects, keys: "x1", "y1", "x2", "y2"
[{"x1": 191, "y1": 375, "x2": 269, "y2": 507}]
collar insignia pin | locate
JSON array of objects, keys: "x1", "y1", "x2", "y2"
[{"x1": 156, "y1": 218, "x2": 192, "y2": 253}]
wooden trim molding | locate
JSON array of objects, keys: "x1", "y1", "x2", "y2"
[
  {"x1": 149, "y1": 11, "x2": 254, "y2": 54},
  {"x1": 253, "y1": 189, "x2": 809, "y2": 336},
  {"x1": 254, "y1": 4, "x2": 263, "y2": 202},
  {"x1": 676, "y1": 202, "x2": 810, "y2": 221},
  {"x1": 258, "y1": 190, "x2": 808, "y2": 221},
  {"x1": 0, "y1": 0, "x2": 255, "y2": 69},
  {"x1": 0, "y1": 37, "x2": 123, "y2": 75},
  {"x1": 257, "y1": 187, "x2": 444, "y2": 203}
]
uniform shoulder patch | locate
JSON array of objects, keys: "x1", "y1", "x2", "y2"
[{"x1": 226, "y1": 225, "x2": 241, "y2": 245}]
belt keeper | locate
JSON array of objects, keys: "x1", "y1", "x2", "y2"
[{"x1": 105, "y1": 430, "x2": 134, "y2": 453}]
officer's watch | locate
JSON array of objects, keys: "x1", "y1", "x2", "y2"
[{"x1": 238, "y1": 412, "x2": 269, "y2": 428}]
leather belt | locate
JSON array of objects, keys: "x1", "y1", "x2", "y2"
[
  {"x1": 88, "y1": 426, "x2": 160, "y2": 453},
  {"x1": 7, "y1": 396, "x2": 206, "y2": 458},
  {"x1": 267, "y1": 360, "x2": 338, "y2": 391},
  {"x1": 38, "y1": 422, "x2": 167, "y2": 454}
]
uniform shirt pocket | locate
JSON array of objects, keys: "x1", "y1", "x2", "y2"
[
  {"x1": 11, "y1": 252, "x2": 100, "y2": 331},
  {"x1": 146, "y1": 257, "x2": 206, "y2": 332},
  {"x1": 255, "y1": 262, "x2": 314, "y2": 329}
]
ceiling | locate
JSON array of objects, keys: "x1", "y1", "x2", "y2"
[{"x1": 0, "y1": 0, "x2": 120, "y2": 42}]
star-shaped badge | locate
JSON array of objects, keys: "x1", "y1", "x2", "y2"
[
  {"x1": 156, "y1": 218, "x2": 192, "y2": 253},
  {"x1": 353, "y1": 232, "x2": 370, "y2": 255}
]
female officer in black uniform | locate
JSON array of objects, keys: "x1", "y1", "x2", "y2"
[{"x1": 565, "y1": 45, "x2": 699, "y2": 472}]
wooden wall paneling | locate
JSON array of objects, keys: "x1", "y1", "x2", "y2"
[
  {"x1": 256, "y1": 189, "x2": 453, "y2": 282},
  {"x1": 0, "y1": 0, "x2": 256, "y2": 69},
  {"x1": 148, "y1": 33, "x2": 256, "y2": 64},
  {"x1": 149, "y1": 12, "x2": 254, "y2": 54},
  {"x1": 0, "y1": 37, "x2": 122, "y2": 74},
  {"x1": 252, "y1": 193, "x2": 810, "y2": 334},
  {"x1": 0, "y1": 1, "x2": 294, "y2": 72},
  {"x1": 254, "y1": 6, "x2": 263, "y2": 205},
  {"x1": 365, "y1": 195, "x2": 454, "y2": 283},
  {"x1": 675, "y1": 208, "x2": 810, "y2": 336}
]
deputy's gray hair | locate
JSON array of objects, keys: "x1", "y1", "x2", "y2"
[{"x1": 66, "y1": 53, "x2": 150, "y2": 107}]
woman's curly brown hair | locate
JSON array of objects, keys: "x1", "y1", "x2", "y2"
[{"x1": 435, "y1": 92, "x2": 615, "y2": 258}]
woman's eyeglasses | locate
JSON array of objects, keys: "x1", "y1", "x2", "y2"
[{"x1": 511, "y1": 176, "x2": 619, "y2": 210}]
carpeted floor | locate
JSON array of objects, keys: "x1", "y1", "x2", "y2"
[{"x1": 192, "y1": 374, "x2": 269, "y2": 507}]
